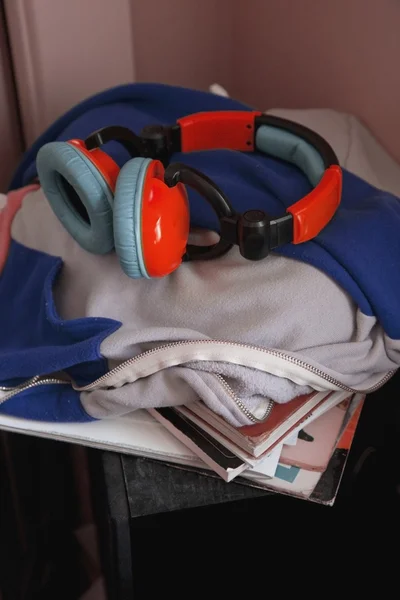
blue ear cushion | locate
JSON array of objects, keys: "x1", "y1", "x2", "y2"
[
  {"x1": 36, "y1": 141, "x2": 115, "y2": 254},
  {"x1": 113, "y1": 157, "x2": 154, "y2": 279},
  {"x1": 255, "y1": 125, "x2": 325, "y2": 188}
]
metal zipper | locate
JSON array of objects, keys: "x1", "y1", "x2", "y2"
[
  {"x1": 76, "y1": 339, "x2": 394, "y2": 422},
  {"x1": 0, "y1": 372, "x2": 273, "y2": 424},
  {"x1": 73, "y1": 339, "x2": 394, "y2": 394},
  {"x1": 0, "y1": 339, "x2": 394, "y2": 422},
  {"x1": 0, "y1": 376, "x2": 68, "y2": 404},
  {"x1": 214, "y1": 374, "x2": 274, "y2": 423}
]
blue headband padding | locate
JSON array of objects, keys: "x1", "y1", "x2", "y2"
[
  {"x1": 255, "y1": 125, "x2": 325, "y2": 188},
  {"x1": 113, "y1": 157, "x2": 153, "y2": 279},
  {"x1": 36, "y1": 142, "x2": 114, "y2": 254}
]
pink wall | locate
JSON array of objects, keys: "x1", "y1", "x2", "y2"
[
  {"x1": 1, "y1": 0, "x2": 399, "y2": 170},
  {"x1": 4, "y1": 0, "x2": 136, "y2": 145},
  {"x1": 0, "y1": 16, "x2": 23, "y2": 189},
  {"x1": 130, "y1": 0, "x2": 400, "y2": 163},
  {"x1": 230, "y1": 0, "x2": 400, "y2": 163},
  {"x1": 130, "y1": 0, "x2": 233, "y2": 93}
]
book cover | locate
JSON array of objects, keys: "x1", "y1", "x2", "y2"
[
  {"x1": 150, "y1": 389, "x2": 354, "y2": 485},
  {"x1": 185, "y1": 390, "x2": 336, "y2": 457},
  {"x1": 238, "y1": 392, "x2": 321, "y2": 438},
  {"x1": 159, "y1": 393, "x2": 366, "y2": 506},
  {"x1": 177, "y1": 390, "x2": 351, "y2": 464},
  {"x1": 278, "y1": 398, "x2": 351, "y2": 472},
  {"x1": 308, "y1": 394, "x2": 365, "y2": 505},
  {"x1": 241, "y1": 393, "x2": 365, "y2": 505},
  {"x1": 148, "y1": 407, "x2": 248, "y2": 482}
]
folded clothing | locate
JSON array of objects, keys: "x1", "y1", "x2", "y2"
[{"x1": 1, "y1": 83, "x2": 399, "y2": 427}]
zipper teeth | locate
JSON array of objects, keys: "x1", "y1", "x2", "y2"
[
  {"x1": 215, "y1": 374, "x2": 274, "y2": 424},
  {"x1": 0, "y1": 340, "x2": 394, "y2": 421},
  {"x1": 0, "y1": 377, "x2": 68, "y2": 404},
  {"x1": 79, "y1": 339, "x2": 394, "y2": 395}
]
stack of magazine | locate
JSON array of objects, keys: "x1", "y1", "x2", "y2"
[{"x1": 149, "y1": 389, "x2": 365, "y2": 506}]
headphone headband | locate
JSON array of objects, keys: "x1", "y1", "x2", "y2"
[{"x1": 85, "y1": 110, "x2": 342, "y2": 262}]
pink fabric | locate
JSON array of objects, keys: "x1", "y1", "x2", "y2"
[{"x1": 0, "y1": 184, "x2": 39, "y2": 275}]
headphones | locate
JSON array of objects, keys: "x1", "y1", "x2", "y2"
[{"x1": 36, "y1": 110, "x2": 342, "y2": 279}]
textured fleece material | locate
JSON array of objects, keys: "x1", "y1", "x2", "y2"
[{"x1": 1, "y1": 83, "x2": 399, "y2": 426}]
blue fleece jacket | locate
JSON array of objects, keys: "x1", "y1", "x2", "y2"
[{"x1": 1, "y1": 83, "x2": 399, "y2": 421}]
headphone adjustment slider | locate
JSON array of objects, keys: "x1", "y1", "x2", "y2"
[
  {"x1": 139, "y1": 124, "x2": 181, "y2": 167},
  {"x1": 221, "y1": 211, "x2": 270, "y2": 261},
  {"x1": 238, "y1": 210, "x2": 270, "y2": 261}
]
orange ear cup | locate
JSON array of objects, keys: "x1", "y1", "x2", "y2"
[
  {"x1": 141, "y1": 161, "x2": 190, "y2": 278},
  {"x1": 68, "y1": 139, "x2": 120, "y2": 193}
]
